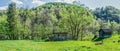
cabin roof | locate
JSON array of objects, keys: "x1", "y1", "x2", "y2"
[
  {"x1": 99, "y1": 29, "x2": 112, "y2": 34},
  {"x1": 53, "y1": 32, "x2": 68, "y2": 34}
]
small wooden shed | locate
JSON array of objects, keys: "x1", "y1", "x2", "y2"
[
  {"x1": 48, "y1": 32, "x2": 71, "y2": 41},
  {"x1": 99, "y1": 29, "x2": 112, "y2": 38}
]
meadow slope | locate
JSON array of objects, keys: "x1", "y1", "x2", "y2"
[{"x1": 0, "y1": 35, "x2": 120, "y2": 51}]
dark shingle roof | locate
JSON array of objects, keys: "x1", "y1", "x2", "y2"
[
  {"x1": 99, "y1": 29, "x2": 112, "y2": 34},
  {"x1": 53, "y1": 32, "x2": 68, "y2": 34}
]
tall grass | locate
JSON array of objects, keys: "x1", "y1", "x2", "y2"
[{"x1": 0, "y1": 34, "x2": 120, "y2": 51}]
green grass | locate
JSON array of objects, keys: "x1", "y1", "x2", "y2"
[{"x1": 0, "y1": 35, "x2": 120, "y2": 51}]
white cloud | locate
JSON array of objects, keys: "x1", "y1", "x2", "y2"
[
  {"x1": 31, "y1": 0, "x2": 76, "y2": 8},
  {"x1": 32, "y1": 0, "x2": 46, "y2": 6},
  {"x1": 55, "y1": 0, "x2": 75, "y2": 3},
  {"x1": 32, "y1": 0, "x2": 75, "y2": 6},
  {"x1": 43, "y1": 0, "x2": 75, "y2": 3},
  {"x1": 11, "y1": 0, "x2": 23, "y2": 4},
  {"x1": 0, "y1": 6, "x2": 8, "y2": 10},
  {"x1": 63, "y1": 0, "x2": 75, "y2": 3}
]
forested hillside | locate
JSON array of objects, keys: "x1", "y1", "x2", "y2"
[
  {"x1": 0, "y1": 2, "x2": 120, "y2": 40},
  {"x1": 94, "y1": 6, "x2": 120, "y2": 23}
]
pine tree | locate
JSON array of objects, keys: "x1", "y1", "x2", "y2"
[{"x1": 7, "y1": 3, "x2": 20, "y2": 39}]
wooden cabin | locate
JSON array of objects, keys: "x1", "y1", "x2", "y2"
[
  {"x1": 48, "y1": 32, "x2": 71, "y2": 41},
  {"x1": 99, "y1": 29, "x2": 112, "y2": 38}
]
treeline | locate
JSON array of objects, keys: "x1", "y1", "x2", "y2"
[{"x1": 0, "y1": 2, "x2": 120, "y2": 40}]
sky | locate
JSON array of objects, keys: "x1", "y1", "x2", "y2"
[{"x1": 0, "y1": 0, "x2": 120, "y2": 10}]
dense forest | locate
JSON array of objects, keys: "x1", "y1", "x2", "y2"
[{"x1": 0, "y1": 2, "x2": 120, "y2": 40}]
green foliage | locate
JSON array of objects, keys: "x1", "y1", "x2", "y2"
[
  {"x1": 7, "y1": 3, "x2": 21, "y2": 39},
  {"x1": 0, "y1": 15, "x2": 8, "y2": 34},
  {"x1": 94, "y1": 6, "x2": 120, "y2": 23},
  {"x1": 0, "y1": 2, "x2": 120, "y2": 40},
  {"x1": 59, "y1": 5, "x2": 94, "y2": 40}
]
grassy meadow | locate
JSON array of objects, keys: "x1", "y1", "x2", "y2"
[
  {"x1": 0, "y1": 1, "x2": 120, "y2": 51},
  {"x1": 0, "y1": 35, "x2": 120, "y2": 51}
]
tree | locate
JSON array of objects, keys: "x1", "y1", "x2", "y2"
[
  {"x1": 60, "y1": 6, "x2": 94, "y2": 40},
  {"x1": 111, "y1": 21, "x2": 119, "y2": 34},
  {"x1": 7, "y1": 3, "x2": 22, "y2": 39},
  {"x1": 94, "y1": 6, "x2": 120, "y2": 23}
]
